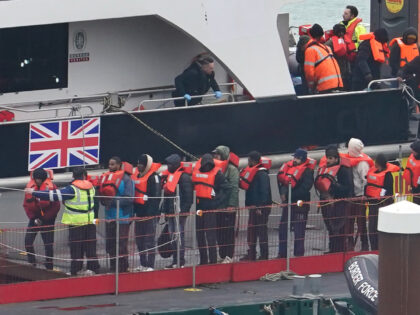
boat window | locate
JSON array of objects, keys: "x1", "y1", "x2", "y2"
[{"x1": 0, "y1": 23, "x2": 68, "y2": 94}]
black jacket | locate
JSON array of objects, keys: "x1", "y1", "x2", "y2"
[
  {"x1": 161, "y1": 173, "x2": 193, "y2": 214},
  {"x1": 133, "y1": 172, "x2": 161, "y2": 217},
  {"x1": 245, "y1": 169, "x2": 272, "y2": 207},
  {"x1": 400, "y1": 55, "x2": 420, "y2": 90},
  {"x1": 173, "y1": 62, "x2": 220, "y2": 106},
  {"x1": 330, "y1": 165, "x2": 354, "y2": 199},
  {"x1": 352, "y1": 40, "x2": 382, "y2": 91}
]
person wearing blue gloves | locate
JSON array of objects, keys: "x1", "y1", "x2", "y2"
[{"x1": 173, "y1": 54, "x2": 222, "y2": 107}]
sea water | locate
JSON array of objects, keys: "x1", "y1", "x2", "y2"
[{"x1": 281, "y1": 0, "x2": 370, "y2": 30}]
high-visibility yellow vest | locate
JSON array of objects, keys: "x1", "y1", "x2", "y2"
[{"x1": 62, "y1": 180, "x2": 95, "y2": 225}]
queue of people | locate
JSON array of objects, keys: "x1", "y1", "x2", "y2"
[
  {"x1": 295, "y1": 5, "x2": 419, "y2": 94},
  {"x1": 23, "y1": 139, "x2": 420, "y2": 273}
]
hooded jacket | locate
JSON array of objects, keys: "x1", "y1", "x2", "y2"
[
  {"x1": 347, "y1": 138, "x2": 371, "y2": 196},
  {"x1": 195, "y1": 154, "x2": 230, "y2": 210},
  {"x1": 173, "y1": 62, "x2": 220, "y2": 107},
  {"x1": 245, "y1": 163, "x2": 272, "y2": 207},
  {"x1": 214, "y1": 145, "x2": 239, "y2": 208},
  {"x1": 390, "y1": 27, "x2": 419, "y2": 76},
  {"x1": 133, "y1": 155, "x2": 161, "y2": 217}
]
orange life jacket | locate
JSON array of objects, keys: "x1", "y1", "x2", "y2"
[
  {"x1": 389, "y1": 37, "x2": 420, "y2": 67},
  {"x1": 366, "y1": 163, "x2": 400, "y2": 197},
  {"x1": 192, "y1": 164, "x2": 221, "y2": 199},
  {"x1": 344, "y1": 17, "x2": 362, "y2": 61},
  {"x1": 100, "y1": 161, "x2": 133, "y2": 197},
  {"x1": 87, "y1": 174, "x2": 101, "y2": 187},
  {"x1": 341, "y1": 152, "x2": 374, "y2": 168},
  {"x1": 195, "y1": 158, "x2": 228, "y2": 173},
  {"x1": 403, "y1": 153, "x2": 420, "y2": 189},
  {"x1": 315, "y1": 156, "x2": 352, "y2": 193},
  {"x1": 359, "y1": 33, "x2": 390, "y2": 63},
  {"x1": 239, "y1": 157, "x2": 272, "y2": 190},
  {"x1": 132, "y1": 163, "x2": 161, "y2": 205},
  {"x1": 331, "y1": 36, "x2": 348, "y2": 57},
  {"x1": 72, "y1": 179, "x2": 94, "y2": 190},
  {"x1": 277, "y1": 158, "x2": 317, "y2": 188}
]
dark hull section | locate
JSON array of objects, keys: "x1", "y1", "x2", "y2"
[{"x1": 1, "y1": 89, "x2": 408, "y2": 178}]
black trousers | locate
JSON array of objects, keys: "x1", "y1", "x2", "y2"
[
  {"x1": 135, "y1": 218, "x2": 156, "y2": 268},
  {"x1": 68, "y1": 224, "x2": 100, "y2": 275},
  {"x1": 349, "y1": 201, "x2": 369, "y2": 251},
  {"x1": 25, "y1": 219, "x2": 55, "y2": 270},
  {"x1": 368, "y1": 197, "x2": 393, "y2": 251},
  {"x1": 278, "y1": 204, "x2": 309, "y2": 258},
  {"x1": 105, "y1": 222, "x2": 130, "y2": 273},
  {"x1": 246, "y1": 208, "x2": 270, "y2": 260},
  {"x1": 321, "y1": 200, "x2": 352, "y2": 253},
  {"x1": 196, "y1": 211, "x2": 217, "y2": 265},
  {"x1": 216, "y1": 211, "x2": 236, "y2": 259}
]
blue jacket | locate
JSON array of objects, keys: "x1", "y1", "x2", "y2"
[{"x1": 105, "y1": 173, "x2": 134, "y2": 223}]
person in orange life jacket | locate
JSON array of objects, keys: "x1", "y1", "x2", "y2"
[
  {"x1": 325, "y1": 24, "x2": 352, "y2": 90},
  {"x1": 390, "y1": 27, "x2": 419, "y2": 77},
  {"x1": 345, "y1": 138, "x2": 373, "y2": 252},
  {"x1": 193, "y1": 153, "x2": 230, "y2": 265},
  {"x1": 277, "y1": 148, "x2": 314, "y2": 258},
  {"x1": 403, "y1": 140, "x2": 420, "y2": 205},
  {"x1": 365, "y1": 154, "x2": 396, "y2": 250},
  {"x1": 23, "y1": 168, "x2": 60, "y2": 270},
  {"x1": 172, "y1": 54, "x2": 222, "y2": 107},
  {"x1": 240, "y1": 151, "x2": 272, "y2": 261},
  {"x1": 31, "y1": 167, "x2": 99, "y2": 275},
  {"x1": 315, "y1": 145, "x2": 354, "y2": 253},
  {"x1": 212, "y1": 145, "x2": 239, "y2": 264},
  {"x1": 102, "y1": 156, "x2": 134, "y2": 273},
  {"x1": 304, "y1": 24, "x2": 343, "y2": 94},
  {"x1": 161, "y1": 154, "x2": 193, "y2": 269},
  {"x1": 132, "y1": 154, "x2": 161, "y2": 271},
  {"x1": 351, "y1": 28, "x2": 389, "y2": 91}
]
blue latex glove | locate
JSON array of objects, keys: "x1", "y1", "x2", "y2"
[
  {"x1": 183, "y1": 94, "x2": 191, "y2": 101},
  {"x1": 214, "y1": 91, "x2": 222, "y2": 99}
]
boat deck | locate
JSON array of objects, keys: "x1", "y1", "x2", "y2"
[{"x1": 0, "y1": 272, "x2": 349, "y2": 314}]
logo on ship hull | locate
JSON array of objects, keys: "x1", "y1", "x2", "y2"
[{"x1": 386, "y1": 0, "x2": 404, "y2": 13}]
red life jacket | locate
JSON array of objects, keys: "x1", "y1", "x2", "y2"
[
  {"x1": 389, "y1": 37, "x2": 420, "y2": 67},
  {"x1": 331, "y1": 36, "x2": 347, "y2": 57},
  {"x1": 24, "y1": 177, "x2": 56, "y2": 219},
  {"x1": 132, "y1": 163, "x2": 161, "y2": 205},
  {"x1": 342, "y1": 152, "x2": 374, "y2": 168},
  {"x1": 315, "y1": 156, "x2": 352, "y2": 193},
  {"x1": 359, "y1": 33, "x2": 390, "y2": 63},
  {"x1": 228, "y1": 152, "x2": 240, "y2": 168},
  {"x1": 192, "y1": 164, "x2": 220, "y2": 199},
  {"x1": 344, "y1": 17, "x2": 362, "y2": 61},
  {"x1": 277, "y1": 158, "x2": 317, "y2": 188},
  {"x1": 100, "y1": 161, "x2": 133, "y2": 197},
  {"x1": 403, "y1": 153, "x2": 420, "y2": 189},
  {"x1": 366, "y1": 163, "x2": 400, "y2": 197},
  {"x1": 195, "y1": 158, "x2": 227, "y2": 173},
  {"x1": 239, "y1": 157, "x2": 272, "y2": 190}
]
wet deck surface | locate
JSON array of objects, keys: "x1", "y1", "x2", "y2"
[{"x1": 0, "y1": 272, "x2": 349, "y2": 314}]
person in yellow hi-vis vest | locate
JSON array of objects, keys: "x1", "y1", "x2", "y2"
[{"x1": 29, "y1": 167, "x2": 99, "y2": 276}]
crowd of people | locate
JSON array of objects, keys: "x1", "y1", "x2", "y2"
[
  {"x1": 294, "y1": 5, "x2": 420, "y2": 94},
  {"x1": 22, "y1": 138, "x2": 420, "y2": 275}
]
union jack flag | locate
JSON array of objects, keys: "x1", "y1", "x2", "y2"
[{"x1": 28, "y1": 118, "x2": 100, "y2": 171}]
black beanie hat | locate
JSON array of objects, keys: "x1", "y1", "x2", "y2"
[
  {"x1": 410, "y1": 140, "x2": 420, "y2": 154},
  {"x1": 310, "y1": 24, "x2": 324, "y2": 38},
  {"x1": 33, "y1": 168, "x2": 47, "y2": 182},
  {"x1": 325, "y1": 145, "x2": 339, "y2": 158},
  {"x1": 374, "y1": 28, "x2": 389, "y2": 44},
  {"x1": 333, "y1": 24, "x2": 346, "y2": 36}
]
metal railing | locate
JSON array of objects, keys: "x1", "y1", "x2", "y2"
[
  {"x1": 367, "y1": 78, "x2": 401, "y2": 90},
  {"x1": 137, "y1": 92, "x2": 235, "y2": 111},
  {"x1": 0, "y1": 103, "x2": 94, "y2": 118}
]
